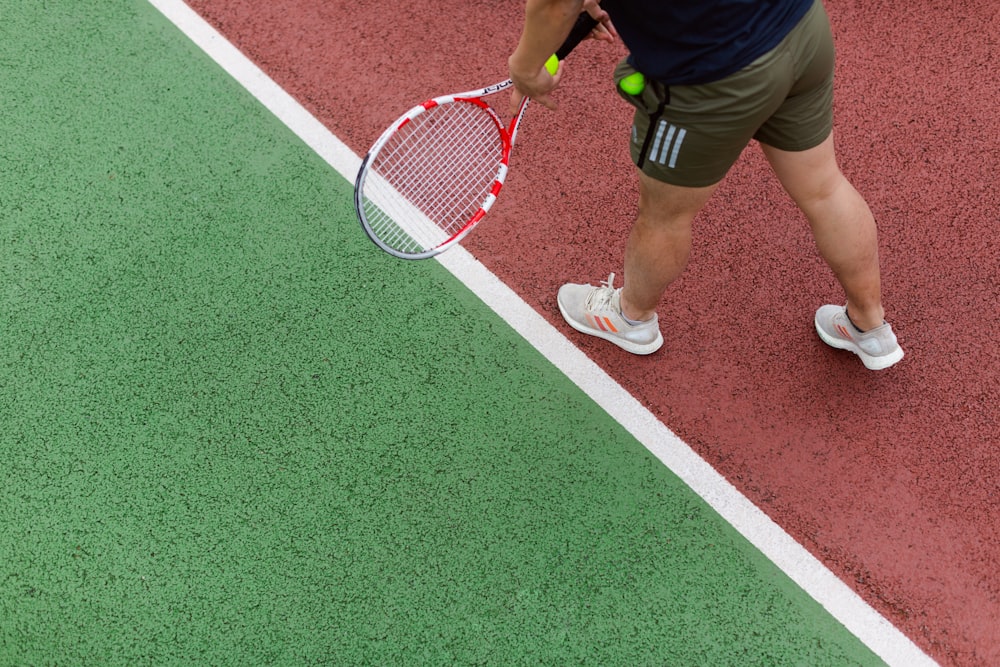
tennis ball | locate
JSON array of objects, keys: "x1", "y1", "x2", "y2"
[
  {"x1": 544, "y1": 54, "x2": 559, "y2": 76},
  {"x1": 619, "y1": 72, "x2": 646, "y2": 95}
]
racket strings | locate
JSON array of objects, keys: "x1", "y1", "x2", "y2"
[{"x1": 360, "y1": 101, "x2": 505, "y2": 254}]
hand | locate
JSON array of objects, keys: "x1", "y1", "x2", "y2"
[
  {"x1": 508, "y1": 0, "x2": 616, "y2": 115},
  {"x1": 582, "y1": 0, "x2": 618, "y2": 44},
  {"x1": 508, "y1": 54, "x2": 563, "y2": 114}
]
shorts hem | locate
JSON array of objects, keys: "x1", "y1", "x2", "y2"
[
  {"x1": 632, "y1": 160, "x2": 728, "y2": 188},
  {"x1": 755, "y1": 126, "x2": 832, "y2": 153}
]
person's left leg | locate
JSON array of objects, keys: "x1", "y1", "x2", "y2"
[
  {"x1": 761, "y1": 134, "x2": 903, "y2": 369},
  {"x1": 760, "y1": 134, "x2": 884, "y2": 330}
]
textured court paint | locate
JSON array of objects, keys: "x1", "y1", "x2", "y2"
[
  {"x1": 181, "y1": 0, "x2": 999, "y2": 664},
  {"x1": 0, "y1": 2, "x2": 885, "y2": 664},
  {"x1": 149, "y1": 3, "x2": 930, "y2": 663}
]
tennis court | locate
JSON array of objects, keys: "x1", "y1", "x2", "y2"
[{"x1": 2, "y1": 1, "x2": 996, "y2": 665}]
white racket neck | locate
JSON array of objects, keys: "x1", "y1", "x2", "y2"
[
  {"x1": 454, "y1": 78, "x2": 515, "y2": 100},
  {"x1": 452, "y1": 78, "x2": 529, "y2": 145}
]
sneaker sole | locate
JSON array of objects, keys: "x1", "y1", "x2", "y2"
[
  {"x1": 558, "y1": 300, "x2": 663, "y2": 355},
  {"x1": 814, "y1": 319, "x2": 904, "y2": 370}
]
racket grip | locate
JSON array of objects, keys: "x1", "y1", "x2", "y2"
[{"x1": 554, "y1": 12, "x2": 600, "y2": 61}]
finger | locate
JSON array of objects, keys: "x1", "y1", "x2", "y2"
[
  {"x1": 582, "y1": 1, "x2": 618, "y2": 42},
  {"x1": 589, "y1": 24, "x2": 615, "y2": 44},
  {"x1": 533, "y1": 93, "x2": 559, "y2": 111},
  {"x1": 509, "y1": 88, "x2": 527, "y2": 116},
  {"x1": 598, "y1": 18, "x2": 619, "y2": 41}
]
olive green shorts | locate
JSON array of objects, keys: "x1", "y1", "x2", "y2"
[{"x1": 615, "y1": 0, "x2": 835, "y2": 187}]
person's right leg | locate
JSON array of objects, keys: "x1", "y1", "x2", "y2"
[
  {"x1": 554, "y1": 171, "x2": 715, "y2": 356},
  {"x1": 619, "y1": 171, "x2": 718, "y2": 322}
]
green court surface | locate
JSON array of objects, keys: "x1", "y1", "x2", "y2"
[{"x1": 1, "y1": 2, "x2": 881, "y2": 664}]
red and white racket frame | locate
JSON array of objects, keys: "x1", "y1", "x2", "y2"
[
  {"x1": 354, "y1": 79, "x2": 528, "y2": 259},
  {"x1": 354, "y1": 12, "x2": 597, "y2": 260}
]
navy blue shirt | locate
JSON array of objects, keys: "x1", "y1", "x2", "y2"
[{"x1": 602, "y1": 0, "x2": 814, "y2": 85}]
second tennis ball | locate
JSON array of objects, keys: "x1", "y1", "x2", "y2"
[
  {"x1": 545, "y1": 54, "x2": 559, "y2": 76},
  {"x1": 619, "y1": 72, "x2": 646, "y2": 95}
]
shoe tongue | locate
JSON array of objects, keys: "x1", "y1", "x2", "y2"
[{"x1": 588, "y1": 286, "x2": 617, "y2": 311}]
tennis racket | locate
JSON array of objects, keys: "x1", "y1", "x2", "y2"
[{"x1": 354, "y1": 13, "x2": 599, "y2": 260}]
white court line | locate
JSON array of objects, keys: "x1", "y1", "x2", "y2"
[{"x1": 146, "y1": 2, "x2": 937, "y2": 664}]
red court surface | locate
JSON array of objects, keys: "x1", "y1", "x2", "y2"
[{"x1": 186, "y1": 1, "x2": 998, "y2": 664}]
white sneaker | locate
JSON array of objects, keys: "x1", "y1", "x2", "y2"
[
  {"x1": 557, "y1": 274, "x2": 663, "y2": 355},
  {"x1": 814, "y1": 304, "x2": 904, "y2": 370}
]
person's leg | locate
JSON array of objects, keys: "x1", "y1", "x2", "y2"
[
  {"x1": 554, "y1": 171, "x2": 717, "y2": 355},
  {"x1": 760, "y1": 134, "x2": 885, "y2": 330},
  {"x1": 619, "y1": 171, "x2": 719, "y2": 321}
]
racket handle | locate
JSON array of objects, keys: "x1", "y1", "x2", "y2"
[{"x1": 554, "y1": 12, "x2": 600, "y2": 61}]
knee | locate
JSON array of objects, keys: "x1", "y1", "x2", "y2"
[
  {"x1": 791, "y1": 169, "x2": 858, "y2": 214},
  {"x1": 635, "y1": 202, "x2": 697, "y2": 237},
  {"x1": 636, "y1": 174, "x2": 717, "y2": 231}
]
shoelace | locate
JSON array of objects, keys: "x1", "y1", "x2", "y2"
[{"x1": 585, "y1": 273, "x2": 618, "y2": 312}]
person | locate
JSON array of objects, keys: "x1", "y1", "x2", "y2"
[{"x1": 507, "y1": 0, "x2": 904, "y2": 370}]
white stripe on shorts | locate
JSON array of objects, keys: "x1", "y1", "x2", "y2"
[{"x1": 648, "y1": 120, "x2": 687, "y2": 169}]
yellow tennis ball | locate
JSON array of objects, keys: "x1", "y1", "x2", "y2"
[
  {"x1": 544, "y1": 54, "x2": 559, "y2": 76},
  {"x1": 619, "y1": 72, "x2": 646, "y2": 95}
]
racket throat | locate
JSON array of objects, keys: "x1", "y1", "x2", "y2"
[{"x1": 506, "y1": 96, "x2": 530, "y2": 147}]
